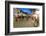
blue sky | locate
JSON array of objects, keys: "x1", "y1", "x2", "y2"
[{"x1": 19, "y1": 8, "x2": 32, "y2": 14}]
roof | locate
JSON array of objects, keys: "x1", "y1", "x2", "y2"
[{"x1": 18, "y1": 8, "x2": 38, "y2": 14}]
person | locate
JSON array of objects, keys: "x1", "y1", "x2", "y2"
[
  {"x1": 31, "y1": 9, "x2": 39, "y2": 27},
  {"x1": 15, "y1": 8, "x2": 21, "y2": 22}
]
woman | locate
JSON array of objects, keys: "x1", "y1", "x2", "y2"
[{"x1": 31, "y1": 9, "x2": 39, "y2": 27}]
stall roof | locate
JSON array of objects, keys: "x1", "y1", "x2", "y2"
[{"x1": 18, "y1": 8, "x2": 38, "y2": 14}]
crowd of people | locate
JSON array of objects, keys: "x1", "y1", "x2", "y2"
[{"x1": 14, "y1": 8, "x2": 39, "y2": 27}]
